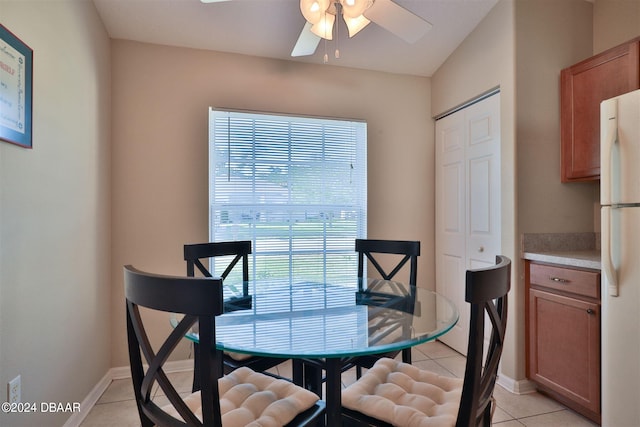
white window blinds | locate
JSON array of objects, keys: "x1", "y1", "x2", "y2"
[{"x1": 209, "y1": 109, "x2": 367, "y2": 287}]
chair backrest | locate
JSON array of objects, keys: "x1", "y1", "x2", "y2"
[
  {"x1": 456, "y1": 255, "x2": 511, "y2": 427},
  {"x1": 355, "y1": 239, "x2": 420, "y2": 287},
  {"x1": 124, "y1": 265, "x2": 224, "y2": 426},
  {"x1": 184, "y1": 242, "x2": 252, "y2": 311},
  {"x1": 184, "y1": 241, "x2": 251, "y2": 281}
]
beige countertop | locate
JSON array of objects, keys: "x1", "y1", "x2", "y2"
[
  {"x1": 521, "y1": 232, "x2": 601, "y2": 270},
  {"x1": 522, "y1": 250, "x2": 601, "y2": 270}
]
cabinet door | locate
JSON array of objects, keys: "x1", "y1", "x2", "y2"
[
  {"x1": 561, "y1": 39, "x2": 640, "y2": 182},
  {"x1": 528, "y1": 288, "x2": 600, "y2": 415}
]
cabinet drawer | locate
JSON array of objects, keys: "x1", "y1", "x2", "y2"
[{"x1": 529, "y1": 263, "x2": 600, "y2": 299}]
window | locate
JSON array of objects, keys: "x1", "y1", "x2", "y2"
[{"x1": 209, "y1": 109, "x2": 367, "y2": 287}]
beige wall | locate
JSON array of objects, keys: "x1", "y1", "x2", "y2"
[
  {"x1": 110, "y1": 41, "x2": 433, "y2": 367},
  {"x1": 516, "y1": 0, "x2": 596, "y2": 237},
  {"x1": 594, "y1": 0, "x2": 640, "y2": 54},
  {"x1": 514, "y1": 0, "x2": 638, "y2": 386},
  {"x1": 517, "y1": 0, "x2": 640, "y2": 239},
  {"x1": 513, "y1": 0, "x2": 595, "y2": 390},
  {"x1": 0, "y1": 1, "x2": 111, "y2": 426},
  {"x1": 432, "y1": 0, "x2": 639, "y2": 390},
  {"x1": 431, "y1": 0, "x2": 520, "y2": 384}
]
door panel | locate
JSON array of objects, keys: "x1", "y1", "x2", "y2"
[
  {"x1": 439, "y1": 254, "x2": 467, "y2": 345},
  {"x1": 443, "y1": 163, "x2": 464, "y2": 234},
  {"x1": 436, "y1": 107, "x2": 466, "y2": 353},
  {"x1": 469, "y1": 157, "x2": 490, "y2": 234},
  {"x1": 436, "y1": 93, "x2": 501, "y2": 354}
]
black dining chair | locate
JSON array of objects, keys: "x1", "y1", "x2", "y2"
[
  {"x1": 341, "y1": 255, "x2": 511, "y2": 427},
  {"x1": 124, "y1": 265, "x2": 325, "y2": 427},
  {"x1": 184, "y1": 241, "x2": 286, "y2": 391},
  {"x1": 351, "y1": 239, "x2": 420, "y2": 375},
  {"x1": 295, "y1": 239, "x2": 421, "y2": 394}
]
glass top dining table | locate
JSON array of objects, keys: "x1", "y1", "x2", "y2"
[{"x1": 179, "y1": 277, "x2": 459, "y2": 426}]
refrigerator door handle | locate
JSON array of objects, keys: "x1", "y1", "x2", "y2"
[
  {"x1": 602, "y1": 207, "x2": 618, "y2": 296},
  {"x1": 601, "y1": 99, "x2": 618, "y2": 205}
]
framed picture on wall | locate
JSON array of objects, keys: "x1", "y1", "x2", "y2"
[{"x1": 0, "y1": 23, "x2": 33, "y2": 149}]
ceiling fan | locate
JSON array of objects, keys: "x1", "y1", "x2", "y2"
[{"x1": 200, "y1": 0, "x2": 432, "y2": 60}]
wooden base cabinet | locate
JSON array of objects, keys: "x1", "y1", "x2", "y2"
[{"x1": 526, "y1": 261, "x2": 601, "y2": 424}]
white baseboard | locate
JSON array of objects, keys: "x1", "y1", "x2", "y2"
[
  {"x1": 62, "y1": 371, "x2": 112, "y2": 427},
  {"x1": 109, "y1": 365, "x2": 132, "y2": 381},
  {"x1": 496, "y1": 373, "x2": 537, "y2": 395},
  {"x1": 63, "y1": 359, "x2": 194, "y2": 427}
]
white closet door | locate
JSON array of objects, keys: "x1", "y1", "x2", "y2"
[{"x1": 435, "y1": 93, "x2": 501, "y2": 355}]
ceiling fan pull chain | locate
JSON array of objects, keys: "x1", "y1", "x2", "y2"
[
  {"x1": 323, "y1": 9, "x2": 330, "y2": 63},
  {"x1": 323, "y1": 38, "x2": 329, "y2": 63},
  {"x1": 335, "y1": 1, "x2": 340, "y2": 59}
]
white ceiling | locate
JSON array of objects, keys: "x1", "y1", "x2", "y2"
[{"x1": 92, "y1": 0, "x2": 499, "y2": 77}]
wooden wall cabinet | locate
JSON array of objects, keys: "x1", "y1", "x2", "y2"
[
  {"x1": 526, "y1": 261, "x2": 601, "y2": 424},
  {"x1": 560, "y1": 37, "x2": 640, "y2": 182}
]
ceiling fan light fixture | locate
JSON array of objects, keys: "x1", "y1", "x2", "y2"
[
  {"x1": 300, "y1": 0, "x2": 331, "y2": 24},
  {"x1": 339, "y1": 0, "x2": 373, "y2": 19},
  {"x1": 292, "y1": 0, "x2": 431, "y2": 61},
  {"x1": 344, "y1": 14, "x2": 370, "y2": 37},
  {"x1": 310, "y1": 12, "x2": 335, "y2": 40}
]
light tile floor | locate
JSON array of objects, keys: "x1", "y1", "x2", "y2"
[{"x1": 80, "y1": 341, "x2": 598, "y2": 426}]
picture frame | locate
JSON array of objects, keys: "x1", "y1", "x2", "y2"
[{"x1": 0, "y1": 23, "x2": 33, "y2": 149}]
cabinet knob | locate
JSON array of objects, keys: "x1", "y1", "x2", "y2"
[
  {"x1": 478, "y1": 246, "x2": 484, "y2": 253},
  {"x1": 586, "y1": 308, "x2": 595, "y2": 315}
]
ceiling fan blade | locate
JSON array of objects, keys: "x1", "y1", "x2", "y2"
[
  {"x1": 363, "y1": 0, "x2": 432, "y2": 44},
  {"x1": 291, "y1": 22, "x2": 322, "y2": 57}
]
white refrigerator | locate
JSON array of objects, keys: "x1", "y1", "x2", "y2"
[{"x1": 601, "y1": 88, "x2": 640, "y2": 427}]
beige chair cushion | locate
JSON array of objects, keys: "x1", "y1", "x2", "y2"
[
  {"x1": 342, "y1": 358, "x2": 463, "y2": 427},
  {"x1": 225, "y1": 350, "x2": 253, "y2": 361},
  {"x1": 162, "y1": 367, "x2": 319, "y2": 426}
]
